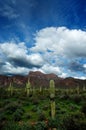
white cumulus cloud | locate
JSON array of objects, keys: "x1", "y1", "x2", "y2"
[
  {"x1": 41, "y1": 64, "x2": 61, "y2": 75},
  {"x1": 32, "y1": 27, "x2": 86, "y2": 58},
  {"x1": 0, "y1": 42, "x2": 44, "y2": 75},
  {"x1": 0, "y1": 26, "x2": 86, "y2": 78},
  {"x1": 31, "y1": 27, "x2": 86, "y2": 78}
]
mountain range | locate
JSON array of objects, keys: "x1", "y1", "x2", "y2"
[{"x1": 0, "y1": 71, "x2": 86, "y2": 88}]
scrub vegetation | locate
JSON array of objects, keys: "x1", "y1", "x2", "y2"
[{"x1": 0, "y1": 80, "x2": 86, "y2": 130}]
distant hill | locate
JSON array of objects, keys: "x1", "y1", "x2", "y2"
[{"x1": 0, "y1": 71, "x2": 86, "y2": 88}]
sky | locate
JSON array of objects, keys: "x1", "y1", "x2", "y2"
[{"x1": 0, "y1": 0, "x2": 86, "y2": 79}]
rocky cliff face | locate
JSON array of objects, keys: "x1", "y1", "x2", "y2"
[
  {"x1": 29, "y1": 71, "x2": 86, "y2": 88},
  {"x1": 0, "y1": 75, "x2": 27, "y2": 87},
  {"x1": 29, "y1": 71, "x2": 59, "y2": 88},
  {"x1": 0, "y1": 71, "x2": 86, "y2": 88}
]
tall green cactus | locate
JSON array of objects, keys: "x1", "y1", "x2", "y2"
[
  {"x1": 8, "y1": 82, "x2": 13, "y2": 96},
  {"x1": 83, "y1": 85, "x2": 86, "y2": 92},
  {"x1": 39, "y1": 86, "x2": 42, "y2": 93},
  {"x1": 32, "y1": 87, "x2": 36, "y2": 96},
  {"x1": 26, "y1": 80, "x2": 31, "y2": 96},
  {"x1": 49, "y1": 80, "x2": 55, "y2": 120},
  {"x1": 76, "y1": 86, "x2": 80, "y2": 95}
]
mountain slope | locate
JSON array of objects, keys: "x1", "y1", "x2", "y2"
[{"x1": 0, "y1": 71, "x2": 86, "y2": 88}]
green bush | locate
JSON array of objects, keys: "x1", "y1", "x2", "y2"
[
  {"x1": 42, "y1": 105, "x2": 49, "y2": 111},
  {"x1": 4, "y1": 102, "x2": 22, "y2": 114},
  {"x1": 71, "y1": 94, "x2": 82, "y2": 104},
  {"x1": 12, "y1": 108, "x2": 24, "y2": 121},
  {"x1": 0, "y1": 112, "x2": 7, "y2": 129},
  {"x1": 81, "y1": 103, "x2": 86, "y2": 116},
  {"x1": 20, "y1": 123, "x2": 34, "y2": 130},
  {"x1": 59, "y1": 94, "x2": 70, "y2": 100},
  {"x1": 38, "y1": 112, "x2": 46, "y2": 121},
  {"x1": 0, "y1": 88, "x2": 8, "y2": 98},
  {"x1": 60, "y1": 112, "x2": 86, "y2": 130},
  {"x1": 24, "y1": 113, "x2": 32, "y2": 119},
  {"x1": 2, "y1": 121, "x2": 34, "y2": 130},
  {"x1": 0, "y1": 113, "x2": 7, "y2": 121},
  {"x1": 48, "y1": 118, "x2": 58, "y2": 128},
  {"x1": 2, "y1": 121, "x2": 20, "y2": 130},
  {"x1": 34, "y1": 121, "x2": 47, "y2": 130},
  {"x1": 31, "y1": 105, "x2": 38, "y2": 112},
  {"x1": 31, "y1": 97, "x2": 39, "y2": 105}
]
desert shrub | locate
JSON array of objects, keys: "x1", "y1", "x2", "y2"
[
  {"x1": 60, "y1": 112, "x2": 86, "y2": 130},
  {"x1": 0, "y1": 88, "x2": 8, "y2": 98},
  {"x1": 4, "y1": 102, "x2": 22, "y2": 114},
  {"x1": 2, "y1": 121, "x2": 34, "y2": 130},
  {"x1": 55, "y1": 104, "x2": 62, "y2": 115},
  {"x1": 0, "y1": 112, "x2": 7, "y2": 129},
  {"x1": 31, "y1": 97, "x2": 39, "y2": 105},
  {"x1": 0, "y1": 101, "x2": 5, "y2": 108},
  {"x1": 12, "y1": 108, "x2": 24, "y2": 121},
  {"x1": 81, "y1": 103, "x2": 86, "y2": 116},
  {"x1": 39, "y1": 95, "x2": 46, "y2": 100},
  {"x1": 2, "y1": 121, "x2": 19, "y2": 130},
  {"x1": 56, "y1": 105, "x2": 60, "y2": 110},
  {"x1": 12, "y1": 111, "x2": 22, "y2": 121},
  {"x1": 48, "y1": 118, "x2": 58, "y2": 129},
  {"x1": 0, "y1": 113, "x2": 7, "y2": 121},
  {"x1": 31, "y1": 105, "x2": 38, "y2": 112},
  {"x1": 71, "y1": 94, "x2": 82, "y2": 104},
  {"x1": 81, "y1": 93, "x2": 86, "y2": 100},
  {"x1": 24, "y1": 113, "x2": 32, "y2": 119},
  {"x1": 59, "y1": 94, "x2": 70, "y2": 100},
  {"x1": 49, "y1": 110, "x2": 51, "y2": 116},
  {"x1": 42, "y1": 105, "x2": 49, "y2": 111},
  {"x1": 17, "y1": 108, "x2": 25, "y2": 114},
  {"x1": 60, "y1": 110, "x2": 66, "y2": 114},
  {"x1": 37, "y1": 107, "x2": 42, "y2": 114},
  {"x1": 34, "y1": 121, "x2": 47, "y2": 130},
  {"x1": 2, "y1": 123, "x2": 19, "y2": 130},
  {"x1": 4, "y1": 99, "x2": 11, "y2": 105},
  {"x1": 69, "y1": 104, "x2": 76, "y2": 111},
  {"x1": 20, "y1": 123, "x2": 34, "y2": 130},
  {"x1": 38, "y1": 112, "x2": 46, "y2": 121}
]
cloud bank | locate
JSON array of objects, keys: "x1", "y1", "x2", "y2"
[
  {"x1": 0, "y1": 42, "x2": 44, "y2": 75},
  {"x1": 0, "y1": 27, "x2": 86, "y2": 79},
  {"x1": 32, "y1": 27, "x2": 86, "y2": 57}
]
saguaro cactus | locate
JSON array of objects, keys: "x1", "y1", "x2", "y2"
[
  {"x1": 39, "y1": 86, "x2": 42, "y2": 93},
  {"x1": 83, "y1": 85, "x2": 86, "y2": 92},
  {"x1": 76, "y1": 86, "x2": 80, "y2": 95},
  {"x1": 49, "y1": 80, "x2": 56, "y2": 130},
  {"x1": 49, "y1": 80, "x2": 55, "y2": 119},
  {"x1": 26, "y1": 80, "x2": 31, "y2": 96},
  {"x1": 8, "y1": 82, "x2": 13, "y2": 96}
]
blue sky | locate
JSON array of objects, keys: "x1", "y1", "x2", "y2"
[{"x1": 0, "y1": 0, "x2": 86, "y2": 79}]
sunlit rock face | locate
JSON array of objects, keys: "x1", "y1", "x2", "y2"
[{"x1": 0, "y1": 71, "x2": 86, "y2": 88}]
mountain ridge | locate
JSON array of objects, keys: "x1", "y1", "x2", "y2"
[{"x1": 0, "y1": 71, "x2": 86, "y2": 88}]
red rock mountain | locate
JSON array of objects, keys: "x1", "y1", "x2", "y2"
[
  {"x1": 29, "y1": 71, "x2": 59, "y2": 88},
  {"x1": 0, "y1": 71, "x2": 86, "y2": 88}
]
